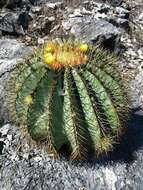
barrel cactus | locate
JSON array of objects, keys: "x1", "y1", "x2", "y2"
[{"x1": 7, "y1": 38, "x2": 129, "y2": 160}]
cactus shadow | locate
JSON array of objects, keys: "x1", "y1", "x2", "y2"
[{"x1": 93, "y1": 108, "x2": 143, "y2": 165}]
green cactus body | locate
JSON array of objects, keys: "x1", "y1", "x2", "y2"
[{"x1": 7, "y1": 39, "x2": 129, "y2": 160}]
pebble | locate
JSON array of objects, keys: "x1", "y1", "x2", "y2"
[
  {"x1": 81, "y1": 7, "x2": 92, "y2": 15},
  {"x1": 33, "y1": 155, "x2": 43, "y2": 162},
  {"x1": 7, "y1": 134, "x2": 12, "y2": 141},
  {"x1": 48, "y1": 16, "x2": 55, "y2": 22},
  {"x1": 31, "y1": 6, "x2": 42, "y2": 13},
  {"x1": 46, "y1": 3, "x2": 57, "y2": 9},
  {"x1": 116, "y1": 7, "x2": 129, "y2": 18},
  {"x1": 46, "y1": 2, "x2": 63, "y2": 9},
  {"x1": 139, "y1": 12, "x2": 143, "y2": 21},
  {"x1": 0, "y1": 124, "x2": 10, "y2": 136},
  {"x1": 69, "y1": 8, "x2": 83, "y2": 18},
  {"x1": 94, "y1": 12, "x2": 107, "y2": 19},
  {"x1": 116, "y1": 18, "x2": 129, "y2": 28}
]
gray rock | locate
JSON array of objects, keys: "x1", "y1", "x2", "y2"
[
  {"x1": 0, "y1": 0, "x2": 24, "y2": 9},
  {"x1": 0, "y1": 0, "x2": 34, "y2": 9},
  {"x1": 116, "y1": 18, "x2": 129, "y2": 28},
  {"x1": 139, "y1": 12, "x2": 143, "y2": 21},
  {"x1": 110, "y1": 0, "x2": 123, "y2": 7},
  {"x1": 31, "y1": 6, "x2": 42, "y2": 13},
  {"x1": 0, "y1": 39, "x2": 32, "y2": 121},
  {"x1": 0, "y1": 12, "x2": 25, "y2": 35},
  {"x1": 0, "y1": 124, "x2": 10, "y2": 136},
  {"x1": 116, "y1": 7, "x2": 129, "y2": 19},
  {"x1": 97, "y1": 4, "x2": 111, "y2": 14},
  {"x1": 46, "y1": 1, "x2": 63, "y2": 9},
  {"x1": 70, "y1": 19, "x2": 120, "y2": 51}
]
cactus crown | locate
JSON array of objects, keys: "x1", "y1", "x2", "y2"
[
  {"x1": 43, "y1": 39, "x2": 89, "y2": 69},
  {"x1": 7, "y1": 38, "x2": 129, "y2": 160}
]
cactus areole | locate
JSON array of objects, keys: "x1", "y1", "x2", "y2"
[{"x1": 7, "y1": 39, "x2": 129, "y2": 160}]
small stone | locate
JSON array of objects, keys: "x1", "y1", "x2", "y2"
[
  {"x1": 97, "y1": 4, "x2": 110, "y2": 14},
  {"x1": 81, "y1": 7, "x2": 92, "y2": 15},
  {"x1": 10, "y1": 152, "x2": 19, "y2": 161},
  {"x1": 38, "y1": 38, "x2": 45, "y2": 45},
  {"x1": 116, "y1": 7, "x2": 129, "y2": 18},
  {"x1": 25, "y1": 35, "x2": 32, "y2": 43},
  {"x1": 69, "y1": 9, "x2": 83, "y2": 18},
  {"x1": 31, "y1": 6, "x2": 42, "y2": 13},
  {"x1": 127, "y1": 39, "x2": 132, "y2": 44},
  {"x1": 137, "y1": 49, "x2": 143, "y2": 55},
  {"x1": 0, "y1": 124, "x2": 10, "y2": 136},
  {"x1": 33, "y1": 156, "x2": 42, "y2": 162},
  {"x1": 46, "y1": 3, "x2": 57, "y2": 9},
  {"x1": 33, "y1": 23, "x2": 37, "y2": 28},
  {"x1": 139, "y1": 13, "x2": 143, "y2": 21},
  {"x1": 50, "y1": 24, "x2": 60, "y2": 33},
  {"x1": 22, "y1": 152, "x2": 29, "y2": 159},
  {"x1": 46, "y1": 2, "x2": 63, "y2": 9},
  {"x1": 139, "y1": 55, "x2": 143, "y2": 60},
  {"x1": 62, "y1": 20, "x2": 73, "y2": 30},
  {"x1": 116, "y1": 18, "x2": 129, "y2": 28},
  {"x1": 94, "y1": 12, "x2": 107, "y2": 19},
  {"x1": 110, "y1": 0, "x2": 123, "y2": 7},
  {"x1": 48, "y1": 16, "x2": 55, "y2": 22},
  {"x1": 7, "y1": 134, "x2": 12, "y2": 141}
]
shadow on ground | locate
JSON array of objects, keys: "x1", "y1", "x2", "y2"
[
  {"x1": 93, "y1": 108, "x2": 143, "y2": 165},
  {"x1": 63, "y1": 108, "x2": 143, "y2": 167}
]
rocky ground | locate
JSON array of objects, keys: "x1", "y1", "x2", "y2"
[{"x1": 0, "y1": 0, "x2": 143, "y2": 190}]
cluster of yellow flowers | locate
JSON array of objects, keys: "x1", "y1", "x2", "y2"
[{"x1": 43, "y1": 41, "x2": 89, "y2": 69}]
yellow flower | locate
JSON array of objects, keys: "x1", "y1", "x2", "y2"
[
  {"x1": 42, "y1": 40, "x2": 90, "y2": 69},
  {"x1": 45, "y1": 42, "x2": 55, "y2": 52},
  {"x1": 44, "y1": 53, "x2": 55, "y2": 65},
  {"x1": 57, "y1": 52, "x2": 75, "y2": 65},
  {"x1": 79, "y1": 44, "x2": 88, "y2": 52},
  {"x1": 24, "y1": 95, "x2": 33, "y2": 105}
]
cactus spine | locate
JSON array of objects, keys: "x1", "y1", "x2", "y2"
[{"x1": 7, "y1": 39, "x2": 129, "y2": 160}]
